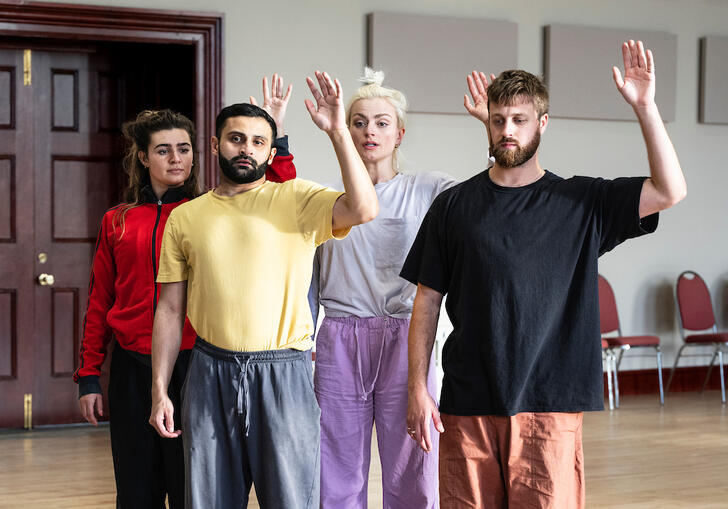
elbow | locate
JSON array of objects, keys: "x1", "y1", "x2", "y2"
[
  {"x1": 665, "y1": 183, "x2": 687, "y2": 209},
  {"x1": 359, "y1": 201, "x2": 379, "y2": 224}
]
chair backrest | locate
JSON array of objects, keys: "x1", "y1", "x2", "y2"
[
  {"x1": 676, "y1": 271, "x2": 716, "y2": 331},
  {"x1": 598, "y1": 274, "x2": 620, "y2": 335}
]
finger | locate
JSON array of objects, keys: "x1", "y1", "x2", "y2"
[
  {"x1": 490, "y1": 73, "x2": 496, "y2": 82},
  {"x1": 646, "y1": 49, "x2": 654, "y2": 74},
  {"x1": 315, "y1": 71, "x2": 329, "y2": 97},
  {"x1": 282, "y1": 83, "x2": 293, "y2": 102},
  {"x1": 464, "y1": 94, "x2": 475, "y2": 114},
  {"x1": 271, "y1": 73, "x2": 279, "y2": 98},
  {"x1": 473, "y1": 70, "x2": 487, "y2": 96},
  {"x1": 621, "y1": 42, "x2": 631, "y2": 71},
  {"x1": 334, "y1": 78, "x2": 342, "y2": 98},
  {"x1": 262, "y1": 75, "x2": 271, "y2": 104},
  {"x1": 612, "y1": 66, "x2": 624, "y2": 89},
  {"x1": 306, "y1": 77, "x2": 322, "y2": 101},
  {"x1": 322, "y1": 72, "x2": 336, "y2": 96},
  {"x1": 479, "y1": 72, "x2": 490, "y2": 90},
  {"x1": 95, "y1": 396, "x2": 104, "y2": 418},
  {"x1": 249, "y1": 96, "x2": 257, "y2": 106},
  {"x1": 636, "y1": 40, "x2": 647, "y2": 69},
  {"x1": 629, "y1": 40, "x2": 638, "y2": 69},
  {"x1": 421, "y1": 418, "x2": 432, "y2": 452},
  {"x1": 466, "y1": 75, "x2": 479, "y2": 101}
]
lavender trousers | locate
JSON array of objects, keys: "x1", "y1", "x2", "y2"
[{"x1": 314, "y1": 316, "x2": 439, "y2": 509}]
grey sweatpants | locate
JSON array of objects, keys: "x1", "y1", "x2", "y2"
[{"x1": 181, "y1": 338, "x2": 321, "y2": 509}]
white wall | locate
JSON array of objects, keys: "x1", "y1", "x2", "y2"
[{"x1": 46, "y1": 0, "x2": 728, "y2": 370}]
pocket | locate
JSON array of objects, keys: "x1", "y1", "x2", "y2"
[{"x1": 373, "y1": 217, "x2": 419, "y2": 271}]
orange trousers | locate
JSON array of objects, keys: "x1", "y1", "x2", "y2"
[{"x1": 439, "y1": 412, "x2": 584, "y2": 509}]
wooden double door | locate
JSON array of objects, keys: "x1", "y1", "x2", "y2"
[{"x1": 0, "y1": 42, "x2": 194, "y2": 427}]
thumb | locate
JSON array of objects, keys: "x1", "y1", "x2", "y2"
[
  {"x1": 612, "y1": 67, "x2": 624, "y2": 90},
  {"x1": 96, "y1": 396, "x2": 104, "y2": 417},
  {"x1": 432, "y1": 408, "x2": 444, "y2": 433}
]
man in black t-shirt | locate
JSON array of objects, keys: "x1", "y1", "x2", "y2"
[{"x1": 401, "y1": 41, "x2": 686, "y2": 509}]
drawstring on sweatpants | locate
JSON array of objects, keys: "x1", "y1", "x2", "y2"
[
  {"x1": 234, "y1": 356, "x2": 252, "y2": 436},
  {"x1": 354, "y1": 320, "x2": 387, "y2": 401}
]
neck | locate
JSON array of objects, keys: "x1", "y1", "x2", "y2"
[
  {"x1": 214, "y1": 174, "x2": 266, "y2": 196},
  {"x1": 364, "y1": 157, "x2": 397, "y2": 185},
  {"x1": 150, "y1": 179, "x2": 170, "y2": 201},
  {"x1": 489, "y1": 155, "x2": 544, "y2": 187}
]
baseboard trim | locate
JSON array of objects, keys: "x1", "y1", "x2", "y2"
[{"x1": 605, "y1": 365, "x2": 727, "y2": 396}]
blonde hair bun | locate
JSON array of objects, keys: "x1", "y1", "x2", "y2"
[{"x1": 359, "y1": 67, "x2": 385, "y2": 87}]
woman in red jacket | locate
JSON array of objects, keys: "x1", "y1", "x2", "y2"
[{"x1": 73, "y1": 76, "x2": 296, "y2": 509}]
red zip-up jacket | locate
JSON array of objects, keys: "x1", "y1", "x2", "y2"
[{"x1": 74, "y1": 137, "x2": 296, "y2": 396}]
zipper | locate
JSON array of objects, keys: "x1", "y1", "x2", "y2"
[{"x1": 151, "y1": 200, "x2": 163, "y2": 315}]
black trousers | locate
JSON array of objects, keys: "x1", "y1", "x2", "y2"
[{"x1": 108, "y1": 345, "x2": 190, "y2": 509}]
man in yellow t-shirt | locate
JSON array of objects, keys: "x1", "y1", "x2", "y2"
[{"x1": 149, "y1": 72, "x2": 379, "y2": 509}]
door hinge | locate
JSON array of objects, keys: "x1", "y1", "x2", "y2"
[
  {"x1": 24, "y1": 393, "x2": 32, "y2": 429},
  {"x1": 23, "y1": 49, "x2": 31, "y2": 86}
]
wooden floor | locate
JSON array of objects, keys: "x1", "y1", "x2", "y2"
[{"x1": 1, "y1": 392, "x2": 727, "y2": 508}]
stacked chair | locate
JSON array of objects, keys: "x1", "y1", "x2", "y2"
[
  {"x1": 598, "y1": 275, "x2": 664, "y2": 408},
  {"x1": 668, "y1": 271, "x2": 728, "y2": 403}
]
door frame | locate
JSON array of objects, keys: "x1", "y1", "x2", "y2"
[{"x1": 0, "y1": 0, "x2": 223, "y2": 187}]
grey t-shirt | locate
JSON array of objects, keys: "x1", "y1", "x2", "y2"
[{"x1": 309, "y1": 172, "x2": 457, "y2": 323}]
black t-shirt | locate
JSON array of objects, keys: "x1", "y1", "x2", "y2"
[{"x1": 400, "y1": 169, "x2": 658, "y2": 416}]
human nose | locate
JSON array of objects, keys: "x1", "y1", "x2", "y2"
[
  {"x1": 169, "y1": 149, "x2": 182, "y2": 162},
  {"x1": 239, "y1": 140, "x2": 255, "y2": 155}
]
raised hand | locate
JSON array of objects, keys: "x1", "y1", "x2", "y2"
[
  {"x1": 613, "y1": 40, "x2": 656, "y2": 110},
  {"x1": 464, "y1": 70, "x2": 496, "y2": 123},
  {"x1": 304, "y1": 71, "x2": 346, "y2": 133},
  {"x1": 250, "y1": 73, "x2": 292, "y2": 137}
]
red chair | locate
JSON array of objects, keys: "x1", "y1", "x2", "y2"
[
  {"x1": 598, "y1": 275, "x2": 664, "y2": 407},
  {"x1": 668, "y1": 271, "x2": 728, "y2": 403}
]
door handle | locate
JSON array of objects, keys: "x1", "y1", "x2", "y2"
[{"x1": 37, "y1": 273, "x2": 55, "y2": 286}]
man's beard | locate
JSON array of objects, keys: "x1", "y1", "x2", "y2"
[
  {"x1": 219, "y1": 153, "x2": 268, "y2": 184},
  {"x1": 491, "y1": 130, "x2": 540, "y2": 168}
]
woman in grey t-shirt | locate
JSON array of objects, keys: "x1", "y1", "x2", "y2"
[{"x1": 309, "y1": 69, "x2": 456, "y2": 508}]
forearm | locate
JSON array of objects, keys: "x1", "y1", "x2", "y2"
[
  {"x1": 329, "y1": 128, "x2": 378, "y2": 226},
  {"x1": 151, "y1": 304, "x2": 184, "y2": 399},
  {"x1": 635, "y1": 103, "x2": 686, "y2": 210},
  {"x1": 408, "y1": 285, "x2": 443, "y2": 391}
]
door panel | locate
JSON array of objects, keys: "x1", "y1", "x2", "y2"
[
  {"x1": 32, "y1": 49, "x2": 118, "y2": 425},
  {"x1": 0, "y1": 48, "x2": 35, "y2": 428}
]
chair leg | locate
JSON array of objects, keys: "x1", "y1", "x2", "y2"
[
  {"x1": 701, "y1": 348, "x2": 719, "y2": 393},
  {"x1": 604, "y1": 351, "x2": 614, "y2": 410},
  {"x1": 719, "y1": 349, "x2": 726, "y2": 404},
  {"x1": 616, "y1": 347, "x2": 626, "y2": 371},
  {"x1": 666, "y1": 344, "x2": 688, "y2": 393},
  {"x1": 613, "y1": 353, "x2": 620, "y2": 409},
  {"x1": 656, "y1": 348, "x2": 664, "y2": 405}
]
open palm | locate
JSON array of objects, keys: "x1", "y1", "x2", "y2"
[
  {"x1": 613, "y1": 40, "x2": 655, "y2": 109},
  {"x1": 305, "y1": 71, "x2": 346, "y2": 133}
]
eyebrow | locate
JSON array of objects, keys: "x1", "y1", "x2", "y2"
[
  {"x1": 351, "y1": 113, "x2": 393, "y2": 119},
  {"x1": 154, "y1": 142, "x2": 192, "y2": 149}
]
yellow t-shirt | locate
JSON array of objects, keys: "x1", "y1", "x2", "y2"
[{"x1": 157, "y1": 179, "x2": 347, "y2": 351}]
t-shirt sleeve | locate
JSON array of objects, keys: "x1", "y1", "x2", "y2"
[
  {"x1": 595, "y1": 176, "x2": 659, "y2": 255},
  {"x1": 295, "y1": 179, "x2": 349, "y2": 246},
  {"x1": 399, "y1": 198, "x2": 449, "y2": 295},
  {"x1": 157, "y1": 211, "x2": 189, "y2": 282}
]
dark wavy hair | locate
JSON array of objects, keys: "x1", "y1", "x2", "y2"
[{"x1": 113, "y1": 109, "x2": 200, "y2": 236}]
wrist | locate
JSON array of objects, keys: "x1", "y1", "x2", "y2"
[
  {"x1": 326, "y1": 127, "x2": 350, "y2": 140},
  {"x1": 632, "y1": 101, "x2": 659, "y2": 117}
]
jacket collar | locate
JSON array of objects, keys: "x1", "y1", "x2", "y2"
[{"x1": 140, "y1": 184, "x2": 187, "y2": 205}]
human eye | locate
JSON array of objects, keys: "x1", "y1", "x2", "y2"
[
  {"x1": 377, "y1": 121, "x2": 388, "y2": 127},
  {"x1": 157, "y1": 148, "x2": 168, "y2": 155},
  {"x1": 253, "y1": 139, "x2": 264, "y2": 146},
  {"x1": 231, "y1": 135, "x2": 242, "y2": 143},
  {"x1": 354, "y1": 120, "x2": 366, "y2": 128},
  {"x1": 179, "y1": 147, "x2": 190, "y2": 154}
]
